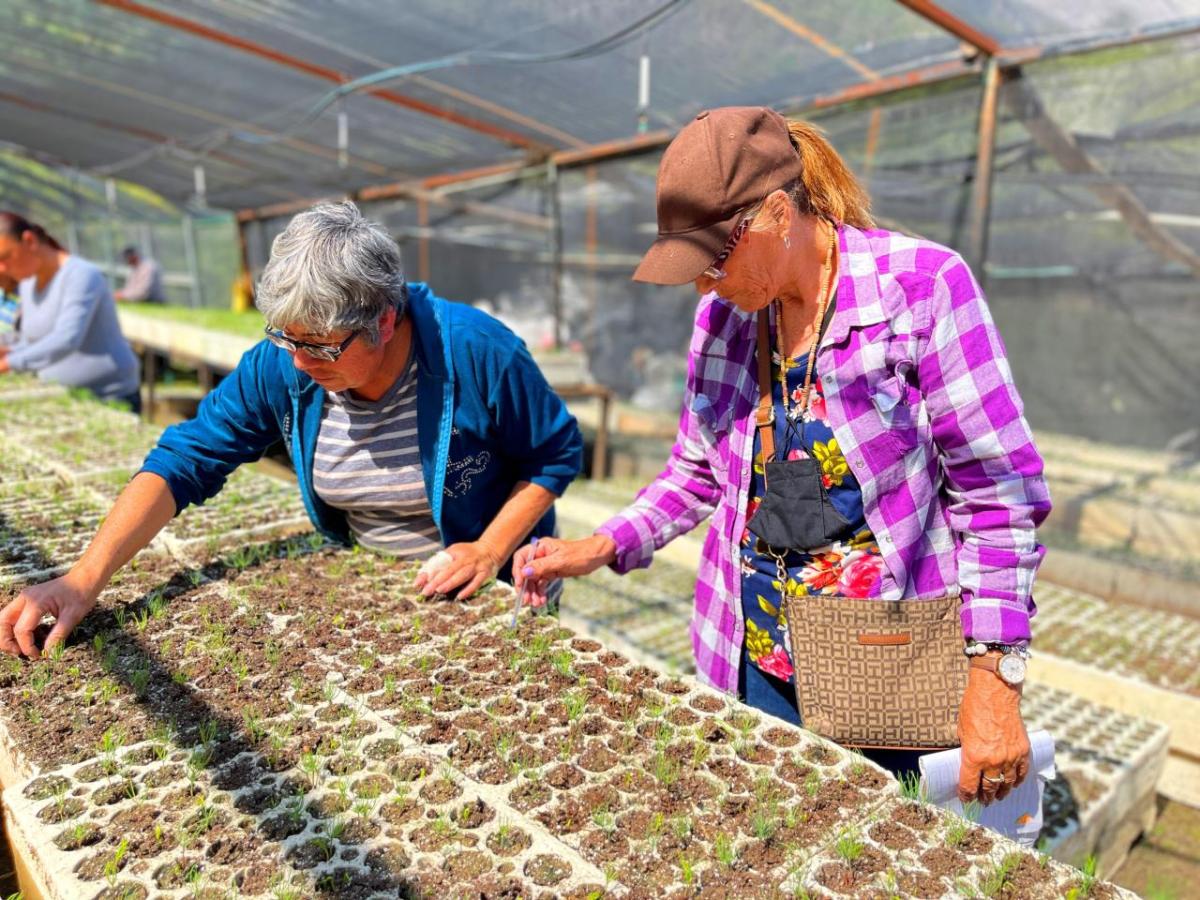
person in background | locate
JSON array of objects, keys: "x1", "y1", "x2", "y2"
[
  {"x1": 0, "y1": 274, "x2": 19, "y2": 346},
  {"x1": 113, "y1": 244, "x2": 165, "y2": 303},
  {"x1": 517, "y1": 107, "x2": 1051, "y2": 807},
  {"x1": 0, "y1": 202, "x2": 582, "y2": 659},
  {"x1": 0, "y1": 212, "x2": 141, "y2": 410}
]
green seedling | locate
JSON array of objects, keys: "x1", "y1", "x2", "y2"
[
  {"x1": 129, "y1": 665, "x2": 150, "y2": 698},
  {"x1": 834, "y1": 828, "x2": 864, "y2": 863},
  {"x1": 102, "y1": 838, "x2": 129, "y2": 887},
  {"x1": 898, "y1": 770, "x2": 926, "y2": 802},
  {"x1": 715, "y1": 833, "x2": 736, "y2": 867},
  {"x1": 945, "y1": 814, "x2": 970, "y2": 847},
  {"x1": 1067, "y1": 854, "x2": 1099, "y2": 899},
  {"x1": 678, "y1": 854, "x2": 696, "y2": 886},
  {"x1": 242, "y1": 709, "x2": 266, "y2": 744},
  {"x1": 563, "y1": 690, "x2": 587, "y2": 722},
  {"x1": 198, "y1": 719, "x2": 219, "y2": 745},
  {"x1": 591, "y1": 808, "x2": 616, "y2": 835},
  {"x1": 146, "y1": 588, "x2": 168, "y2": 619},
  {"x1": 299, "y1": 752, "x2": 321, "y2": 789},
  {"x1": 980, "y1": 852, "x2": 1023, "y2": 897}
]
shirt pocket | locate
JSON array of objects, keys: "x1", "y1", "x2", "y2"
[{"x1": 871, "y1": 372, "x2": 920, "y2": 456}]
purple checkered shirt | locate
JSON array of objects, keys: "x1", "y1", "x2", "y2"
[{"x1": 596, "y1": 225, "x2": 1051, "y2": 694}]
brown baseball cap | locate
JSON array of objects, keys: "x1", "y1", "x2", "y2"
[{"x1": 633, "y1": 106, "x2": 804, "y2": 285}]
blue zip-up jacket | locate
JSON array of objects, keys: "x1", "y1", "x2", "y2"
[{"x1": 140, "y1": 283, "x2": 583, "y2": 581}]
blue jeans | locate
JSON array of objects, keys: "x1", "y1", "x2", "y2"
[{"x1": 738, "y1": 646, "x2": 931, "y2": 781}]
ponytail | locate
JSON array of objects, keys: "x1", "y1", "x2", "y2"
[
  {"x1": 0, "y1": 212, "x2": 64, "y2": 251},
  {"x1": 784, "y1": 121, "x2": 874, "y2": 229}
]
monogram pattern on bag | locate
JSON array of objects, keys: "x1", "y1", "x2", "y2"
[{"x1": 786, "y1": 595, "x2": 968, "y2": 749}]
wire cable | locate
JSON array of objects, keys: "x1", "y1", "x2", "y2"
[{"x1": 93, "y1": 0, "x2": 692, "y2": 176}]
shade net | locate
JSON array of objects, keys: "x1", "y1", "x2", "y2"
[{"x1": 4, "y1": 3, "x2": 1198, "y2": 582}]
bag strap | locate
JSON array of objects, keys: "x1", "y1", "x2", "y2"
[{"x1": 755, "y1": 308, "x2": 776, "y2": 486}]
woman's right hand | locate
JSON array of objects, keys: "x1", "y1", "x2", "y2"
[
  {"x1": 0, "y1": 571, "x2": 98, "y2": 658},
  {"x1": 514, "y1": 535, "x2": 617, "y2": 608}
]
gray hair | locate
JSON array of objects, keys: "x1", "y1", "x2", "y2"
[{"x1": 256, "y1": 201, "x2": 406, "y2": 345}]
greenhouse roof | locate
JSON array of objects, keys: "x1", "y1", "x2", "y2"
[{"x1": 1, "y1": 0, "x2": 1198, "y2": 212}]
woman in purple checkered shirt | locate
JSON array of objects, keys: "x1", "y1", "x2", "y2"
[{"x1": 517, "y1": 107, "x2": 1051, "y2": 806}]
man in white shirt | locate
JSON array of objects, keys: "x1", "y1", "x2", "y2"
[{"x1": 114, "y1": 245, "x2": 165, "y2": 303}]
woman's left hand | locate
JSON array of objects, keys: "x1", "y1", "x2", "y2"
[
  {"x1": 956, "y1": 663, "x2": 1031, "y2": 806},
  {"x1": 415, "y1": 541, "x2": 501, "y2": 601}
]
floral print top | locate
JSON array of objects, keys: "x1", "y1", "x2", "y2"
[{"x1": 739, "y1": 346, "x2": 885, "y2": 684}]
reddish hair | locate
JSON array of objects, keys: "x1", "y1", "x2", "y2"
[{"x1": 784, "y1": 120, "x2": 874, "y2": 229}]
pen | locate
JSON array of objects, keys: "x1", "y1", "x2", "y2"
[{"x1": 511, "y1": 536, "x2": 538, "y2": 628}]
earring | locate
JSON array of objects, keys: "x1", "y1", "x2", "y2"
[{"x1": 782, "y1": 233, "x2": 791, "y2": 250}]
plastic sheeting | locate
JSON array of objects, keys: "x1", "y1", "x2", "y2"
[
  {"x1": 242, "y1": 30, "x2": 1199, "y2": 456},
  {"x1": 3, "y1": 1, "x2": 1196, "y2": 209}
]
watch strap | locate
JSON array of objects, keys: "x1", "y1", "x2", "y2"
[{"x1": 968, "y1": 655, "x2": 1001, "y2": 673}]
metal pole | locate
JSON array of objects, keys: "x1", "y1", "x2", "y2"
[
  {"x1": 103, "y1": 178, "x2": 118, "y2": 284},
  {"x1": 181, "y1": 215, "x2": 203, "y2": 307},
  {"x1": 548, "y1": 162, "x2": 564, "y2": 349},
  {"x1": 139, "y1": 222, "x2": 154, "y2": 261},
  {"x1": 416, "y1": 197, "x2": 431, "y2": 283},
  {"x1": 966, "y1": 56, "x2": 1001, "y2": 281}
]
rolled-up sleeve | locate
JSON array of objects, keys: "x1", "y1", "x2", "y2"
[
  {"x1": 917, "y1": 255, "x2": 1052, "y2": 643},
  {"x1": 139, "y1": 344, "x2": 282, "y2": 514}
]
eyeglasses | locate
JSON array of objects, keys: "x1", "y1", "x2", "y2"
[
  {"x1": 702, "y1": 211, "x2": 755, "y2": 281},
  {"x1": 264, "y1": 326, "x2": 360, "y2": 362}
]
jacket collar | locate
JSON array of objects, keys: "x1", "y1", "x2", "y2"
[{"x1": 403, "y1": 282, "x2": 450, "y2": 382}]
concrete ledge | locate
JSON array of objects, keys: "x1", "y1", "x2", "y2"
[
  {"x1": 1024, "y1": 683, "x2": 1170, "y2": 879},
  {"x1": 1029, "y1": 654, "x2": 1196, "y2": 807},
  {"x1": 1040, "y1": 545, "x2": 1200, "y2": 618}
]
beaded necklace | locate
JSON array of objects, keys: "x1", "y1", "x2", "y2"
[{"x1": 775, "y1": 222, "x2": 838, "y2": 425}]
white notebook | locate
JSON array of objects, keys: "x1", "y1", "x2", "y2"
[{"x1": 918, "y1": 729, "x2": 1055, "y2": 847}]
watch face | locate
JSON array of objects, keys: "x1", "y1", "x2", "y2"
[{"x1": 998, "y1": 653, "x2": 1026, "y2": 685}]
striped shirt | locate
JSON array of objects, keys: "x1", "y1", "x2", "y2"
[
  {"x1": 596, "y1": 225, "x2": 1051, "y2": 694},
  {"x1": 312, "y1": 353, "x2": 441, "y2": 558}
]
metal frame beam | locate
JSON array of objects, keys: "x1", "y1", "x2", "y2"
[
  {"x1": 965, "y1": 57, "x2": 1001, "y2": 275},
  {"x1": 235, "y1": 176, "x2": 553, "y2": 232},
  {"x1": 0, "y1": 90, "x2": 304, "y2": 202},
  {"x1": 95, "y1": 0, "x2": 550, "y2": 154},
  {"x1": 894, "y1": 0, "x2": 1003, "y2": 57},
  {"x1": 1003, "y1": 67, "x2": 1200, "y2": 277},
  {"x1": 743, "y1": 0, "x2": 881, "y2": 80},
  {"x1": 198, "y1": 5, "x2": 588, "y2": 150}
]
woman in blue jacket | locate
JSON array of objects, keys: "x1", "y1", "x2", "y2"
[{"x1": 0, "y1": 202, "x2": 583, "y2": 658}]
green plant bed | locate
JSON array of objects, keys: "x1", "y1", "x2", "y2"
[
  {"x1": 0, "y1": 388, "x2": 139, "y2": 435},
  {"x1": 83, "y1": 466, "x2": 310, "y2": 553},
  {"x1": 120, "y1": 303, "x2": 267, "y2": 340},
  {"x1": 0, "y1": 479, "x2": 107, "y2": 586},
  {"x1": 0, "y1": 372, "x2": 65, "y2": 399},
  {"x1": 0, "y1": 532, "x2": 1132, "y2": 899},
  {"x1": 1033, "y1": 583, "x2": 1200, "y2": 697}
]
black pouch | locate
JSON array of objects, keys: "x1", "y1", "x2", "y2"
[{"x1": 747, "y1": 456, "x2": 853, "y2": 551}]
